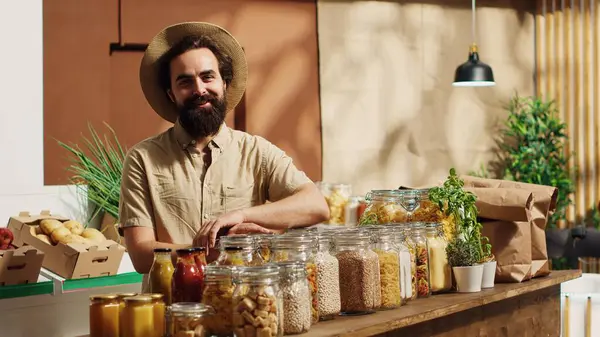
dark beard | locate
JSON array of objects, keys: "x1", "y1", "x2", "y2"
[{"x1": 178, "y1": 92, "x2": 227, "y2": 139}]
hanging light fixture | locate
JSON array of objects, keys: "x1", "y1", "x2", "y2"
[{"x1": 452, "y1": 0, "x2": 495, "y2": 87}]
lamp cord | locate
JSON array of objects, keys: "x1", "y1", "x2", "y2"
[{"x1": 472, "y1": 0, "x2": 476, "y2": 44}]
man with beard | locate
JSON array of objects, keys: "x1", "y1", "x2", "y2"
[{"x1": 119, "y1": 22, "x2": 329, "y2": 276}]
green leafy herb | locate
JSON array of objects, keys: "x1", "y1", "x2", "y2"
[{"x1": 446, "y1": 237, "x2": 480, "y2": 267}]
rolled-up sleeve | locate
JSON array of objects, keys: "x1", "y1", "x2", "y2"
[
  {"x1": 261, "y1": 138, "x2": 312, "y2": 202},
  {"x1": 118, "y1": 148, "x2": 155, "y2": 234}
]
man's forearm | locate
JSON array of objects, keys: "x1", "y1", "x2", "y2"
[{"x1": 241, "y1": 184, "x2": 329, "y2": 231}]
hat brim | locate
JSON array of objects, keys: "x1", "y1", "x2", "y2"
[{"x1": 139, "y1": 22, "x2": 248, "y2": 123}]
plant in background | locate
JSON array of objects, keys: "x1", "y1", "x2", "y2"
[{"x1": 57, "y1": 122, "x2": 126, "y2": 224}]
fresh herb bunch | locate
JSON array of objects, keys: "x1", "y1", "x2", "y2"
[
  {"x1": 446, "y1": 237, "x2": 480, "y2": 267},
  {"x1": 428, "y1": 168, "x2": 485, "y2": 263}
]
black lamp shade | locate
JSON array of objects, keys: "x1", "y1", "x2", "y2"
[{"x1": 453, "y1": 52, "x2": 495, "y2": 87}]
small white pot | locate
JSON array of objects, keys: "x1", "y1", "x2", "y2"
[
  {"x1": 452, "y1": 264, "x2": 484, "y2": 293},
  {"x1": 481, "y1": 261, "x2": 497, "y2": 289}
]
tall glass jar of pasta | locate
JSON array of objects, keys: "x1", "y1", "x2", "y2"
[
  {"x1": 372, "y1": 229, "x2": 402, "y2": 309},
  {"x1": 411, "y1": 223, "x2": 431, "y2": 298}
]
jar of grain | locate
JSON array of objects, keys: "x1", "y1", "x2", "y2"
[
  {"x1": 372, "y1": 230, "x2": 402, "y2": 309},
  {"x1": 214, "y1": 235, "x2": 264, "y2": 267},
  {"x1": 334, "y1": 231, "x2": 381, "y2": 314},
  {"x1": 89, "y1": 294, "x2": 120, "y2": 337},
  {"x1": 232, "y1": 265, "x2": 283, "y2": 337},
  {"x1": 276, "y1": 261, "x2": 312, "y2": 334},
  {"x1": 316, "y1": 182, "x2": 352, "y2": 225},
  {"x1": 425, "y1": 222, "x2": 452, "y2": 293},
  {"x1": 202, "y1": 266, "x2": 235, "y2": 337},
  {"x1": 271, "y1": 235, "x2": 319, "y2": 323},
  {"x1": 166, "y1": 302, "x2": 215, "y2": 337},
  {"x1": 411, "y1": 223, "x2": 431, "y2": 298},
  {"x1": 314, "y1": 234, "x2": 341, "y2": 320}
]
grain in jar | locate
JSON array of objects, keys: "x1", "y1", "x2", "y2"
[
  {"x1": 372, "y1": 230, "x2": 402, "y2": 309},
  {"x1": 315, "y1": 234, "x2": 341, "y2": 320},
  {"x1": 202, "y1": 266, "x2": 235, "y2": 337},
  {"x1": 232, "y1": 265, "x2": 283, "y2": 337},
  {"x1": 411, "y1": 223, "x2": 431, "y2": 298},
  {"x1": 425, "y1": 222, "x2": 452, "y2": 293},
  {"x1": 276, "y1": 261, "x2": 311, "y2": 334},
  {"x1": 121, "y1": 295, "x2": 154, "y2": 337},
  {"x1": 89, "y1": 294, "x2": 120, "y2": 337},
  {"x1": 167, "y1": 302, "x2": 214, "y2": 337},
  {"x1": 335, "y1": 231, "x2": 380, "y2": 314}
]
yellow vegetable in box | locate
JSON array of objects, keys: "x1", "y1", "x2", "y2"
[
  {"x1": 40, "y1": 219, "x2": 64, "y2": 236},
  {"x1": 63, "y1": 220, "x2": 84, "y2": 235},
  {"x1": 82, "y1": 228, "x2": 107, "y2": 243}
]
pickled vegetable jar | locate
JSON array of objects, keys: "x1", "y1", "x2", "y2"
[
  {"x1": 89, "y1": 294, "x2": 120, "y2": 337},
  {"x1": 215, "y1": 235, "x2": 263, "y2": 266},
  {"x1": 202, "y1": 265, "x2": 235, "y2": 337},
  {"x1": 410, "y1": 223, "x2": 431, "y2": 298},
  {"x1": 232, "y1": 265, "x2": 283, "y2": 337},
  {"x1": 316, "y1": 182, "x2": 352, "y2": 225},
  {"x1": 172, "y1": 248, "x2": 205, "y2": 303},
  {"x1": 425, "y1": 222, "x2": 451, "y2": 293},
  {"x1": 122, "y1": 295, "x2": 154, "y2": 337},
  {"x1": 372, "y1": 230, "x2": 402, "y2": 309},
  {"x1": 149, "y1": 248, "x2": 174, "y2": 305},
  {"x1": 167, "y1": 302, "x2": 215, "y2": 337}
]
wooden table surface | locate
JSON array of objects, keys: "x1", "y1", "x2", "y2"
[{"x1": 301, "y1": 269, "x2": 581, "y2": 337}]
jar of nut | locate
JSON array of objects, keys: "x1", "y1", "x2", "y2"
[
  {"x1": 232, "y1": 265, "x2": 283, "y2": 337},
  {"x1": 166, "y1": 302, "x2": 215, "y2": 337},
  {"x1": 214, "y1": 235, "x2": 264, "y2": 267},
  {"x1": 202, "y1": 266, "x2": 235, "y2": 337}
]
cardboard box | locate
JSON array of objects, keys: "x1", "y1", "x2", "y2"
[
  {"x1": 0, "y1": 246, "x2": 45, "y2": 286},
  {"x1": 7, "y1": 210, "x2": 126, "y2": 279}
]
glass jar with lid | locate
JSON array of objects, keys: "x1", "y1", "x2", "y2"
[
  {"x1": 172, "y1": 248, "x2": 205, "y2": 303},
  {"x1": 114, "y1": 292, "x2": 137, "y2": 337},
  {"x1": 372, "y1": 229, "x2": 402, "y2": 309},
  {"x1": 214, "y1": 235, "x2": 263, "y2": 267},
  {"x1": 316, "y1": 182, "x2": 352, "y2": 225},
  {"x1": 410, "y1": 223, "x2": 431, "y2": 298},
  {"x1": 167, "y1": 302, "x2": 215, "y2": 337},
  {"x1": 358, "y1": 190, "x2": 404, "y2": 225},
  {"x1": 425, "y1": 222, "x2": 452, "y2": 293},
  {"x1": 276, "y1": 261, "x2": 311, "y2": 334},
  {"x1": 386, "y1": 224, "x2": 413, "y2": 302},
  {"x1": 314, "y1": 234, "x2": 341, "y2": 320},
  {"x1": 89, "y1": 294, "x2": 120, "y2": 337},
  {"x1": 271, "y1": 234, "x2": 319, "y2": 323},
  {"x1": 146, "y1": 293, "x2": 166, "y2": 337},
  {"x1": 122, "y1": 295, "x2": 155, "y2": 337},
  {"x1": 201, "y1": 265, "x2": 235, "y2": 337},
  {"x1": 232, "y1": 265, "x2": 283, "y2": 337},
  {"x1": 149, "y1": 248, "x2": 174, "y2": 305},
  {"x1": 252, "y1": 233, "x2": 274, "y2": 264},
  {"x1": 334, "y1": 231, "x2": 381, "y2": 314}
]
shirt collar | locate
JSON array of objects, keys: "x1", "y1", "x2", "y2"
[{"x1": 173, "y1": 119, "x2": 232, "y2": 151}]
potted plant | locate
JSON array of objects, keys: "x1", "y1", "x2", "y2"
[
  {"x1": 480, "y1": 235, "x2": 496, "y2": 288},
  {"x1": 56, "y1": 122, "x2": 126, "y2": 244},
  {"x1": 446, "y1": 237, "x2": 483, "y2": 292}
]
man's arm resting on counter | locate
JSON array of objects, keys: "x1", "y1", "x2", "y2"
[
  {"x1": 124, "y1": 226, "x2": 190, "y2": 274},
  {"x1": 240, "y1": 182, "x2": 330, "y2": 231}
]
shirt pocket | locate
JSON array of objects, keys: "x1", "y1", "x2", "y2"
[{"x1": 223, "y1": 184, "x2": 256, "y2": 213}]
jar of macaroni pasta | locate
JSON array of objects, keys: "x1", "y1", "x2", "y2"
[
  {"x1": 202, "y1": 265, "x2": 235, "y2": 337},
  {"x1": 372, "y1": 229, "x2": 402, "y2": 309}
]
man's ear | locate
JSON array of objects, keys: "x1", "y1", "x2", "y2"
[{"x1": 167, "y1": 89, "x2": 175, "y2": 103}]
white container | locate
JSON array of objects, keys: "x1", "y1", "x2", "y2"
[
  {"x1": 481, "y1": 261, "x2": 497, "y2": 289},
  {"x1": 452, "y1": 265, "x2": 484, "y2": 293}
]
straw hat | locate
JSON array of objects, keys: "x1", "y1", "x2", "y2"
[{"x1": 139, "y1": 22, "x2": 248, "y2": 123}]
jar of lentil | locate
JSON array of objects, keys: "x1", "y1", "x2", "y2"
[
  {"x1": 232, "y1": 265, "x2": 283, "y2": 337},
  {"x1": 411, "y1": 223, "x2": 431, "y2": 298},
  {"x1": 89, "y1": 294, "x2": 120, "y2": 337},
  {"x1": 271, "y1": 235, "x2": 319, "y2": 323},
  {"x1": 215, "y1": 235, "x2": 264, "y2": 266},
  {"x1": 425, "y1": 222, "x2": 451, "y2": 293},
  {"x1": 167, "y1": 302, "x2": 215, "y2": 337},
  {"x1": 373, "y1": 229, "x2": 402, "y2": 309},
  {"x1": 334, "y1": 231, "x2": 381, "y2": 314},
  {"x1": 314, "y1": 234, "x2": 341, "y2": 321},
  {"x1": 317, "y1": 182, "x2": 352, "y2": 225},
  {"x1": 201, "y1": 265, "x2": 235, "y2": 337},
  {"x1": 276, "y1": 261, "x2": 311, "y2": 334},
  {"x1": 122, "y1": 295, "x2": 155, "y2": 337}
]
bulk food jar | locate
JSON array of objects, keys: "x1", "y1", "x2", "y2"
[
  {"x1": 425, "y1": 222, "x2": 452, "y2": 293},
  {"x1": 314, "y1": 234, "x2": 341, "y2": 321},
  {"x1": 334, "y1": 231, "x2": 381, "y2": 314},
  {"x1": 276, "y1": 261, "x2": 312, "y2": 334},
  {"x1": 166, "y1": 302, "x2": 215, "y2": 337},
  {"x1": 372, "y1": 229, "x2": 402, "y2": 309},
  {"x1": 115, "y1": 292, "x2": 138, "y2": 337},
  {"x1": 89, "y1": 294, "x2": 120, "y2": 337},
  {"x1": 252, "y1": 234, "x2": 274, "y2": 263},
  {"x1": 121, "y1": 295, "x2": 155, "y2": 337},
  {"x1": 271, "y1": 234, "x2": 319, "y2": 323},
  {"x1": 387, "y1": 226, "x2": 413, "y2": 302},
  {"x1": 410, "y1": 223, "x2": 431, "y2": 298},
  {"x1": 411, "y1": 189, "x2": 457, "y2": 242},
  {"x1": 201, "y1": 265, "x2": 235, "y2": 337},
  {"x1": 148, "y1": 293, "x2": 166, "y2": 337},
  {"x1": 214, "y1": 235, "x2": 263, "y2": 266},
  {"x1": 316, "y1": 182, "x2": 352, "y2": 225},
  {"x1": 358, "y1": 190, "x2": 406, "y2": 225},
  {"x1": 232, "y1": 265, "x2": 283, "y2": 337},
  {"x1": 149, "y1": 248, "x2": 174, "y2": 305},
  {"x1": 172, "y1": 248, "x2": 205, "y2": 303}
]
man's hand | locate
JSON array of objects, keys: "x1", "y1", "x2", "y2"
[
  {"x1": 229, "y1": 223, "x2": 273, "y2": 236},
  {"x1": 194, "y1": 210, "x2": 245, "y2": 248}
]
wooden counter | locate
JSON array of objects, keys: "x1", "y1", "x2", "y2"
[{"x1": 302, "y1": 269, "x2": 581, "y2": 337}]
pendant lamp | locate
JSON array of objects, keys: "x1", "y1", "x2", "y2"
[{"x1": 452, "y1": 0, "x2": 495, "y2": 87}]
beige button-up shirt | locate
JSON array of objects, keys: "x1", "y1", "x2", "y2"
[{"x1": 118, "y1": 121, "x2": 312, "y2": 244}]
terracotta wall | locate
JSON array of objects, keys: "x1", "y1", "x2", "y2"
[
  {"x1": 317, "y1": 0, "x2": 536, "y2": 195},
  {"x1": 43, "y1": 0, "x2": 321, "y2": 185}
]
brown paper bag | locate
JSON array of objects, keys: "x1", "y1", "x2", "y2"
[
  {"x1": 462, "y1": 175, "x2": 558, "y2": 277},
  {"x1": 466, "y1": 187, "x2": 535, "y2": 283}
]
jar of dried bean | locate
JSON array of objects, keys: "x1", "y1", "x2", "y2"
[
  {"x1": 166, "y1": 302, "x2": 215, "y2": 337},
  {"x1": 334, "y1": 231, "x2": 381, "y2": 314},
  {"x1": 373, "y1": 230, "x2": 402, "y2": 309},
  {"x1": 271, "y1": 235, "x2": 319, "y2": 323},
  {"x1": 232, "y1": 265, "x2": 283, "y2": 337},
  {"x1": 276, "y1": 261, "x2": 311, "y2": 334},
  {"x1": 314, "y1": 234, "x2": 341, "y2": 320},
  {"x1": 411, "y1": 223, "x2": 431, "y2": 298},
  {"x1": 214, "y1": 235, "x2": 263, "y2": 267},
  {"x1": 201, "y1": 265, "x2": 235, "y2": 337},
  {"x1": 425, "y1": 222, "x2": 451, "y2": 293}
]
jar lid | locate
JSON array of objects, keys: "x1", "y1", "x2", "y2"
[
  {"x1": 271, "y1": 235, "x2": 315, "y2": 249},
  {"x1": 146, "y1": 293, "x2": 164, "y2": 300},
  {"x1": 170, "y1": 302, "x2": 215, "y2": 316},
  {"x1": 90, "y1": 294, "x2": 118, "y2": 301},
  {"x1": 205, "y1": 265, "x2": 233, "y2": 277},
  {"x1": 124, "y1": 295, "x2": 153, "y2": 303},
  {"x1": 114, "y1": 292, "x2": 138, "y2": 299},
  {"x1": 410, "y1": 222, "x2": 426, "y2": 230},
  {"x1": 176, "y1": 247, "x2": 197, "y2": 254},
  {"x1": 153, "y1": 248, "x2": 172, "y2": 253},
  {"x1": 275, "y1": 261, "x2": 306, "y2": 275},
  {"x1": 235, "y1": 265, "x2": 281, "y2": 279},
  {"x1": 219, "y1": 235, "x2": 255, "y2": 249}
]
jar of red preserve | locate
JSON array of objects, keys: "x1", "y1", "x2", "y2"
[{"x1": 172, "y1": 248, "x2": 205, "y2": 303}]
